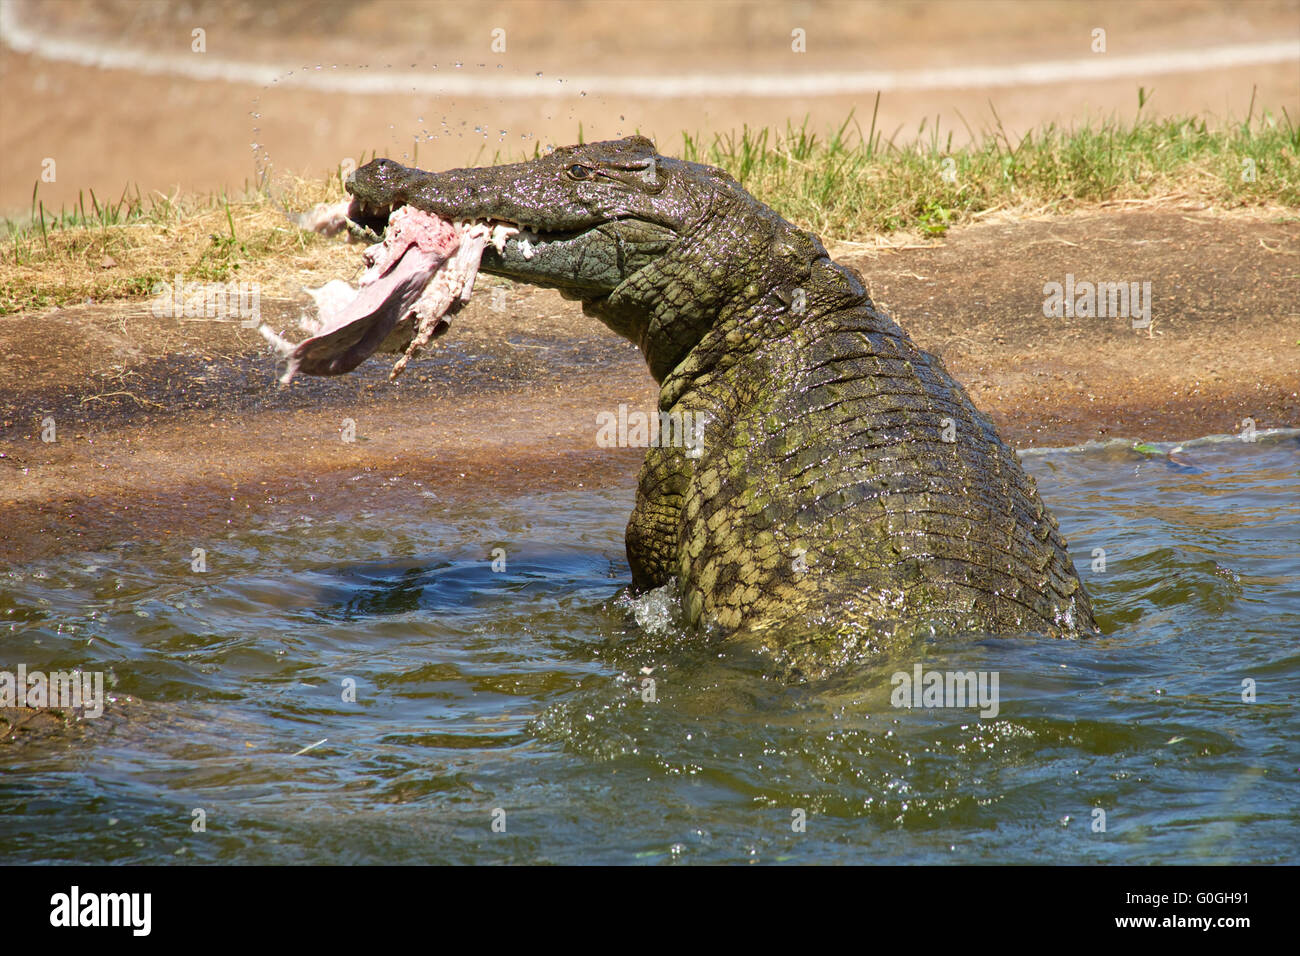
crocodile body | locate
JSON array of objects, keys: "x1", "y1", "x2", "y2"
[{"x1": 346, "y1": 136, "x2": 1097, "y2": 672}]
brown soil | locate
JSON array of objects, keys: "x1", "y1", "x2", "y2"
[
  {"x1": 847, "y1": 205, "x2": 1300, "y2": 447},
  {"x1": 4, "y1": 0, "x2": 1298, "y2": 215},
  {"x1": 0, "y1": 696, "x2": 142, "y2": 746},
  {"x1": 2, "y1": 204, "x2": 1296, "y2": 567}
]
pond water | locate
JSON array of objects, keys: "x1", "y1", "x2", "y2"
[{"x1": 2, "y1": 431, "x2": 1297, "y2": 864}]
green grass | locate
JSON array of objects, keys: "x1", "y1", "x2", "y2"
[
  {"x1": 679, "y1": 91, "x2": 1299, "y2": 237},
  {"x1": 3, "y1": 93, "x2": 1296, "y2": 314}
]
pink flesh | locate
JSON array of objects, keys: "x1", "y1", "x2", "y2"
[
  {"x1": 262, "y1": 206, "x2": 470, "y2": 383},
  {"x1": 283, "y1": 244, "x2": 443, "y2": 379}
]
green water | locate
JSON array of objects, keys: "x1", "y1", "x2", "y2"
[{"x1": 3, "y1": 432, "x2": 1298, "y2": 864}]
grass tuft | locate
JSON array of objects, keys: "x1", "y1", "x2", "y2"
[
  {"x1": 0, "y1": 173, "x2": 350, "y2": 315},
  {"x1": 679, "y1": 94, "x2": 1299, "y2": 238},
  {"x1": 3, "y1": 94, "x2": 1296, "y2": 315}
]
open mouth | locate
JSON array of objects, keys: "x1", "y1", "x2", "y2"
[
  {"x1": 345, "y1": 197, "x2": 393, "y2": 238},
  {"x1": 345, "y1": 196, "x2": 566, "y2": 254}
]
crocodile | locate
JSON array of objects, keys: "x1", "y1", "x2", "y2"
[{"x1": 341, "y1": 135, "x2": 1098, "y2": 674}]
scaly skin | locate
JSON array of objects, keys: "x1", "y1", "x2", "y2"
[{"x1": 348, "y1": 137, "x2": 1097, "y2": 674}]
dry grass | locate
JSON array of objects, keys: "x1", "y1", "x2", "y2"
[{"x1": 0, "y1": 175, "x2": 355, "y2": 315}]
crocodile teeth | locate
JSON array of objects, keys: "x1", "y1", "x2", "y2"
[{"x1": 489, "y1": 222, "x2": 519, "y2": 253}]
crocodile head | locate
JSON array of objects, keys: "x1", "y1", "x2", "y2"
[{"x1": 346, "y1": 136, "x2": 845, "y2": 382}]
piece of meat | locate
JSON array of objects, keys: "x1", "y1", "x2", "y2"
[
  {"x1": 296, "y1": 199, "x2": 353, "y2": 237},
  {"x1": 260, "y1": 205, "x2": 512, "y2": 383}
]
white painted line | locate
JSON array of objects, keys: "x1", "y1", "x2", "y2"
[{"x1": 2, "y1": 0, "x2": 1297, "y2": 98}]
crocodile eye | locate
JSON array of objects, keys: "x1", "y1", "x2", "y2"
[{"x1": 567, "y1": 164, "x2": 592, "y2": 180}]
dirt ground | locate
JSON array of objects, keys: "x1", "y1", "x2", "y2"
[
  {"x1": 2, "y1": 203, "x2": 1295, "y2": 566},
  {"x1": 2, "y1": 0, "x2": 1297, "y2": 570},
  {"x1": 3, "y1": 0, "x2": 1298, "y2": 215}
]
